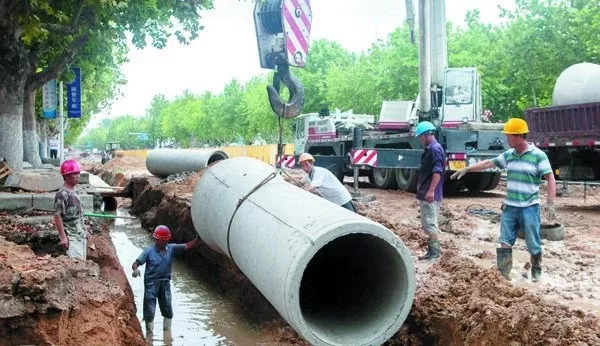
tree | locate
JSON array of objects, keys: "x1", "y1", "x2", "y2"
[
  {"x1": 295, "y1": 40, "x2": 355, "y2": 113},
  {"x1": 0, "y1": 0, "x2": 212, "y2": 171}
]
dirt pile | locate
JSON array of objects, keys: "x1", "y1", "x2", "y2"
[
  {"x1": 0, "y1": 211, "x2": 144, "y2": 345},
  {"x1": 390, "y1": 251, "x2": 600, "y2": 345},
  {"x1": 0, "y1": 236, "x2": 144, "y2": 345},
  {"x1": 88, "y1": 156, "x2": 150, "y2": 187}
]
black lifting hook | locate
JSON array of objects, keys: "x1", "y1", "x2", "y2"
[{"x1": 267, "y1": 64, "x2": 305, "y2": 119}]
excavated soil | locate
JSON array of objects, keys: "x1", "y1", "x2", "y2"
[
  {"x1": 0, "y1": 211, "x2": 144, "y2": 345},
  {"x1": 92, "y1": 159, "x2": 600, "y2": 345},
  {"x1": 86, "y1": 156, "x2": 150, "y2": 187}
]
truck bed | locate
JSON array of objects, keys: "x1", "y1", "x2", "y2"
[{"x1": 525, "y1": 102, "x2": 600, "y2": 147}]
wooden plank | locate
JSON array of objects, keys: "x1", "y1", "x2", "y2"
[{"x1": 0, "y1": 165, "x2": 12, "y2": 180}]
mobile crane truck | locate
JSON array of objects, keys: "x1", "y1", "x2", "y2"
[{"x1": 257, "y1": 0, "x2": 507, "y2": 193}]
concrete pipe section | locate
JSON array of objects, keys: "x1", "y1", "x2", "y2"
[
  {"x1": 145, "y1": 149, "x2": 228, "y2": 177},
  {"x1": 191, "y1": 157, "x2": 415, "y2": 346}
]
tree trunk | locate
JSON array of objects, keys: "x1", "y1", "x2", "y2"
[
  {"x1": 38, "y1": 120, "x2": 48, "y2": 159},
  {"x1": 23, "y1": 88, "x2": 42, "y2": 167},
  {"x1": 0, "y1": 92, "x2": 24, "y2": 172},
  {"x1": 1, "y1": 15, "x2": 29, "y2": 172}
]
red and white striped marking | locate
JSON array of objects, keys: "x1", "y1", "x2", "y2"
[
  {"x1": 283, "y1": 0, "x2": 312, "y2": 67},
  {"x1": 277, "y1": 155, "x2": 296, "y2": 168},
  {"x1": 352, "y1": 149, "x2": 377, "y2": 167}
]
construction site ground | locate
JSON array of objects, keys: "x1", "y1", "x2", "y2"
[{"x1": 1, "y1": 155, "x2": 599, "y2": 345}]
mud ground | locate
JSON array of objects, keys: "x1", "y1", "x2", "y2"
[
  {"x1": 0, "y1": 210, "x2": 144, "y2": 345},
  {"x1": 30, "y1": 157, "x2": 600, "y2": 345}
]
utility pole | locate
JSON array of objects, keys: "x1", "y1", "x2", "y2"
[{"x1": 59, "y1": 81, "x2": 64, "y2": 162}]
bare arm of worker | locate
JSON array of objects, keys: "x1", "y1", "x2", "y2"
[
  {"x1": 132, "y1": 260, "x2": 140, "y2": 271},
  {"x1": 450, "y1": 159, "x2": 496, "y2": 180},
  {"x1": 53, "y1": 214, "x2": 69, "y2": 249},
  {"x1": 426, "y1": 173, "x2": 441, "y2": 203},
  {"x1": 184, "y1": 236, "x2": 201, "y2": 251},
  {"x1": 544, "y1": 172, "x2": 556, "y2": 201},
  {"x1": 543, "y1": 172, "x2": 557, "y2": 221}
]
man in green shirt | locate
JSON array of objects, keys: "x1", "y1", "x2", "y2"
[{"x1": 451, "y1": 118, "x2": 556, "y2": 282}]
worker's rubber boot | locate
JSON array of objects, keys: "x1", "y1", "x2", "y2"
[
  {"x1": 145, "y1": 320, "x2": 154, "y2": 335},
  {"x1": 531, "y1": 252, "x2": 542, "y2": 282},
  {"x1": 496, "y1": 248, "x2": 513, "y2": 280},
  {"x1": 163, "y1": 317, "x2": 172, "y2": 331},
  {"x1": 418, "y1": 240, "x2": 441, "y2": 260}
]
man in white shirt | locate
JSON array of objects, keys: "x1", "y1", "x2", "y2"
[
  {"x1": 49, "y1": 137, "x2": 59, "y2": 159},
  {"x1": 299, "y1": 153, "x2": 356, "y2": 212}
]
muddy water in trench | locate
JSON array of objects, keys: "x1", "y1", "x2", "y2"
[{"x1": 110, "y1": 208, "x2": 263, "y2": 345}]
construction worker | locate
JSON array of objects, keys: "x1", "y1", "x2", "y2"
[
  {"x1": 451, "y1": 118, "x2": 556, "y2": 282},
  {"x1": 131, "y1": 225, "x2": 200, "y2": 335},
  {"x1": 415, "y1": 121, "x2": 445, "y2": 260},
  {"x1": 298, "y1": 153, "x2": 357, "y2": 212},
  {"x1": 53, "y1": 159, "x2": 90, "y2": 259}
]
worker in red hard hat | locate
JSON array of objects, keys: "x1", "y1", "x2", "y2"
[
  {"x1": 53, "y1": 159, "x2": 90, "y2": 259},
  {"x1": 131, "y1": 225, "x2": 200, "y2": 336}
]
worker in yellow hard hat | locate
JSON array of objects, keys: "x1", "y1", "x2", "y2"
[
  {"x1": 298, "y1": 153, "x2": 356, "y2": 212},
  {"x1": 450, "y1": 118, "x2": 556, "y2": 282}
]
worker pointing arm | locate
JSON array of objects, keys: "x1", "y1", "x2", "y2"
[{"x1": 451, "y1": 118, "x2": 556, "y2": 282}]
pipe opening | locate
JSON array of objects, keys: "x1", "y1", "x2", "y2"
[
  {"x1": 208, "y1": 152, "x2": 228, "y2": 166},
  {"x1": 102, "y1": 196, "x2": 118, "y2": 212},
  {"x1": 300, "y1": 233, "x2": 410, "y2": 345}
]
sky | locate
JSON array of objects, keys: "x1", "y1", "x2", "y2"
[{"x1": 88, "y1": 0, "x2": 515, "y2": 129}]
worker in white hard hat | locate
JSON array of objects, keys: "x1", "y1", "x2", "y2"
[{"x1": 298, "y1": 153, "x2": 356, "y2": 212}]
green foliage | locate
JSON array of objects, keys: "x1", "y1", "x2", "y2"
[{"x1": 79, "y1": 0, "x2": 600, "y2": 146}]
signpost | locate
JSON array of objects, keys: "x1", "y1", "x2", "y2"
[
  {"x1": 42, "y1": 80, "x2": 57, "y2": 119},
  {"x1": 67, "y1": 67, "x2": 82, "y2": 118}
]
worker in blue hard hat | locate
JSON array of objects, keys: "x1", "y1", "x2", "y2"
[{"x1": 414, "y1": 121, "x2": 445, "y2": 260}]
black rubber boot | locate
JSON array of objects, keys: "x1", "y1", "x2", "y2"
[
  {"x1": 531, "y1": 252, "x2": 542, "y2": 282},
  {"x1": 496, "y1": 248, "x2": 513, "y2": 280},
  {"x1": 419, "y1": 240, "x2": 441, "y2": 260}
]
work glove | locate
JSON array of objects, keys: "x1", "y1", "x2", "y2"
[
  {"x1": 132, "y1": 269, "x2": 141, "y2": 278},
  {"x1": 450, "y1": 167, "x2": 469, "y2": 180},
  {"x1": 544, "y1": 201, "x2": 556, "y2": 221}
]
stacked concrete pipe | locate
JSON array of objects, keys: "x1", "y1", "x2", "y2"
[
  {"x1": 191, "y1": 157, "x2": 415, "y2": 346},
  {"x1": 145, "y1": 149, "x2": 228, "y2": 177}
]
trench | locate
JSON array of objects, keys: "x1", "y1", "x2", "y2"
[{"x1": 109, "y1": 208, "x2": 263, "y2": 345}]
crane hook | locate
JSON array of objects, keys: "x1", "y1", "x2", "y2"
[{"x1": 267, "y1": 64, "x2": 305, "y2": 119}]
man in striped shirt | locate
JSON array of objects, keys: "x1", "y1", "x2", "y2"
[{"x1": 451, "y1": 118, "x2": 556, "y2": 282}]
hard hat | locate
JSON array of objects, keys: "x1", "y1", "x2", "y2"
[
  {"x1": 153, "y1": 225, "x2": 171, "y2": 241},
  {"x1": 415, "y1": 121, "x2": 437, "y2": 136},
  {"x1": 503, "y1": 118, "x2": 529, "y2": 135},
  {"x1": 298, "y1": 153, "x2": 315, "y2": 163},
  {"x1": 60, "y1": 159, "x2": 82, "y2": 176}
]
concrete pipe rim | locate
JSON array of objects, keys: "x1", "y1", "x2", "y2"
[
  {"x1": 286, "y1": 221, "x2": 416, "y2": 346},
  {"x1": 207, "y1": 150, "x2": 228, "y2": 166}
]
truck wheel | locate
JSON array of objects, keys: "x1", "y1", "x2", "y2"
[
  {"x1": 483, "y1": 172, "x2": 501, "y2": 190},
  {"x1": 334, "y1": 167, "x2": 345, "y2": 183},
  {"x1": 444, "y1": 172, "x2": 463, "y2": 195},
  {"x1": 464, "y1": 172, "x2": 491, "y2": 192},
  {"x1": 395, "y1": 168, "x2": 418, "y2": 192},
  {"x1": 369, "y1": 168, "x2": 398, "y2": 189}
]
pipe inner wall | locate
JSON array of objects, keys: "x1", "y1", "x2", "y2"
[
  {"x1": 191, "y1": 157, "x2": 415, "y2": 345},
  {"x1": 145, "y1": 149, "x2": 228, "y2": 177}
]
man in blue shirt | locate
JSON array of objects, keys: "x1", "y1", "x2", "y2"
[
  {"x1": 132, "y1": 225, "x2": 200, "y2": 335},
  {"x1": 415, "y1": 121, "x2": 445, "y2": 260}
]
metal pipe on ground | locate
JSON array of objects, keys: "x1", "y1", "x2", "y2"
[
  {"x1": 145, "y1": 149, "x2": 228, "y2": 177},
  {"x1": 191, "y1": 157, "x2": 415, "y2": 346}
]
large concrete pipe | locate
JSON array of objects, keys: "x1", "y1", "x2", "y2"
[
  {"x1": 553, "y1": 63, "x2": 600, "y2": 106},
  {"x1": 145, "y1": 149, "x2": 228, "y2": 177},
  {"x1": 191, "y1": 157, "x2": 415, "y2": 346}
]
